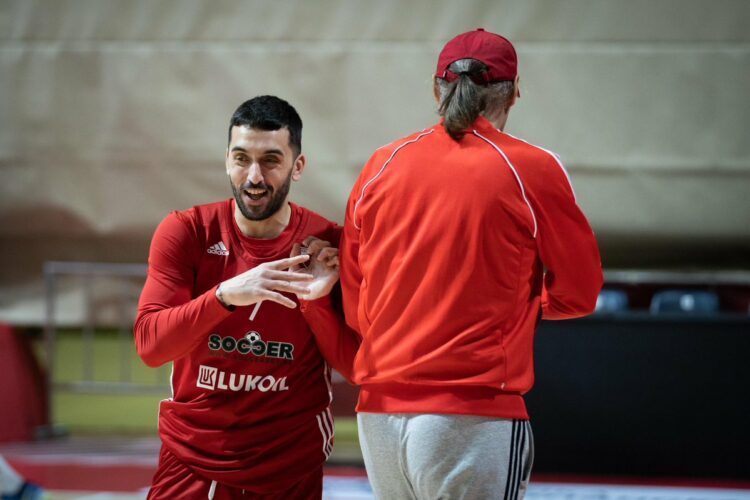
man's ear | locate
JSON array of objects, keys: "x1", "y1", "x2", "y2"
[
  {"x1": 433, "y1": 77, "x2": 441, "y2": 104},
  {"x1": 506, "y1": 75, "x2": 521, "y2": 113},
  {"x1": 292, "y1": 154, "x2": 306, "y2": 181}
]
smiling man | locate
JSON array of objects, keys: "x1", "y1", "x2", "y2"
[{"x1": 134, "y1": 95, "x2": 359, "y2": 499}]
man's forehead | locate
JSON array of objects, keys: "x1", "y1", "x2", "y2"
[{"x1": 229, "y1": 125, "x2": 291, "y2": 151}]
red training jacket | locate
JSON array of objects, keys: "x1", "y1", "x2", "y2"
[{"x1": 340, "y1": 116, "x2": 603, "y2": 420}]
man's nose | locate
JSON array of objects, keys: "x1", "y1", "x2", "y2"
[{"x1": 247, "y1": 163, "x2": 264, "y2": 185}]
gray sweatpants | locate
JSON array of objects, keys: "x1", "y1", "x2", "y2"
[{"x1": 358, "y1": 413, "x2": 533, "y2": 500}]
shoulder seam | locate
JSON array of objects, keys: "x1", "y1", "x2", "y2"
[
  {"x1": 352, "y1": 129, "x2": 435, "y2": 230},
  {"x1": 472, "y1": 129, "x2": 538, "y2": 238},
  {"x1": 373, "y1": 125, "x2": 436, "y2": 153},
  {"x1": 503, "y1": 132, "x2": 577, "y2": 201}
]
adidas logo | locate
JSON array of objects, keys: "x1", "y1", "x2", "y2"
[{"x1": 207, "y1": 241, "x2": 229, "y2": 256}]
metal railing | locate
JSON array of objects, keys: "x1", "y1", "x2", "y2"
[
  {"x1": 41, "y1": 263, "x2": 749, "y2": 430},
  {"x1": 42, "y1": 261, "x2": 168, "y2": 429},
  {"x1": 604, "y1": 269, "x2": 750, "y2": 286}
]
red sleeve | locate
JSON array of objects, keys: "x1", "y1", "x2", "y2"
[
  {"x1": 529, "y1": 158, "x2": 603, "y2": 319},
  {"x1": 299, "y1": 287, "x2": 361, "y2": 384},
  {"x1": 340, "y1": 181, "x2": 364, "y2": 334},
  {"x1": 134, "y1": 212, "x2": 232, "y2": 367}
]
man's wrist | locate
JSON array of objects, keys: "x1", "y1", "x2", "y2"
[{"x1": 215, "y1": 284, "x2": 235, "y2": 310}]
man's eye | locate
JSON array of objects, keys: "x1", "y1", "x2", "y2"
[{"x1": 235, "y1": 155, "x2": 248, "y2": 163}]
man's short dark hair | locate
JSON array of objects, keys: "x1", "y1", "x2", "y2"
[{"x1": 228, "y1": 95, "x2": 302, "y2": 156}]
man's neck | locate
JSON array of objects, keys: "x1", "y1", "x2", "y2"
[
  {"x1": 234, "y1": 202, "x2": 292, "y2": 239},
  {"x1": 487, "y1": 109, "x2": 510, "y2": 131}
]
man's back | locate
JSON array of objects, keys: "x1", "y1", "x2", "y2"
[
  {"x1": 341, "y1": 116, "x2": 602, "y2": 419},
  {"x1": 343, "y1": 29, "x2": 602, "y2": 500}
]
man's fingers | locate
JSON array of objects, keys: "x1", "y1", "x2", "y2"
[
  {"x1": 290, "y1": 242, "x2": 302, "y2": 258},
  {"x1": 266, "y1": 270, "x2": 313, "y2": 282},
  {"x1": 318, "y1": 248, "x2": 340, "y2": 269},
  {"x1": 262, "y1": 291, "x2": 297, "y2": 309},
  {"x1": 304, "y1": 239, "x2": 331, "y2": 256},
  {"x1": 317, "y1": 247, "x2": 339, "y2": 261},
  {"x1": 268, "y1": 254, "x2": 310, "y2": 270},
  {"x1": 270, "y1": 280, "x2": 311, "y2": 295},
  {"x1": 289, "y1": 243, "x2": 305, "y2": 271},
  {"x1": 303, "y1": 236, "x2": 331, "y2": 247}
]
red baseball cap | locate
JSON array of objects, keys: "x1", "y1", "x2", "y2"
[{"x1": 436, "y1": 28, "x2": 518, "y2": 84}]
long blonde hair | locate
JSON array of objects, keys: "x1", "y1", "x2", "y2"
[{"x1": 436, "y1": 59, "x2": 515, "y2": 140}]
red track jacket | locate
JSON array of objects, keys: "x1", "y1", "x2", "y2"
[{"x1": 340, "y1": 117, "x2": 603, "y2": 419}]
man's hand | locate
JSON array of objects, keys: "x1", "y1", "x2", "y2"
[
  {"x1": 216, "y1": 254, "x2": 313, "y2": 309},
  {"x1": 290, "y1": 236, "x2": 340, "y2": 301}
]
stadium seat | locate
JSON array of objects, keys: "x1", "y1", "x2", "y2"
[
  {"x1": 649, "y1": 290, "x2": 719, "y2": 314},
  {"x1": 595, "y1": 289, "x2": 629, "y2": 313}
]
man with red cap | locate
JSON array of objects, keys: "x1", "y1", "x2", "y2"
[{"x1": 340, "y1": 29, "x2": 603, "y2": 498}]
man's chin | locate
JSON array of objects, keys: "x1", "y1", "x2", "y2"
[
  {"x1": 240, "y1": 207, "x2": 272, "y2": 221},
  {"x1": 233, "y1": 188, "x2": 288, "y2": 222}
]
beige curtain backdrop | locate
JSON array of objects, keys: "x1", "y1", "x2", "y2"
[{"x1": 1, "y1": 0, "x2": 749, "y2": 324}]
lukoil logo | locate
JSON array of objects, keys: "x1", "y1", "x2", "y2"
[{"x1": 196, "y1": 365, "x2": 289, "y2": 392}]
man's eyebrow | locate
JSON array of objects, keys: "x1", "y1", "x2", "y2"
[
  {"x1": 229, "y1": 147, "x2": 285, "y2": 156},
  {"x1": 262, "y1": 149, "x2": 285, "y2": 156}
]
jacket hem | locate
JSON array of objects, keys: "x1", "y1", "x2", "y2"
[{"x1": 355, "y1": 382, "x2": 529, "y2": 420}]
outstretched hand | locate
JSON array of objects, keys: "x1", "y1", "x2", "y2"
[
  {"x1": 216, "y1": 254, "x2": 313, "y2": 309},
  {"x1": 290, "y1": 236, "x2": 340, "y2": 301}
]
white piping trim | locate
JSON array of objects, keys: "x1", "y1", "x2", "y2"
[
  {"x1": 156, "y1": 364, "x2": 175, "y2": 430},
  {"x1": 326, "y1": 407, "x2": 334, "y2": 458},
  {"x1": 352, "y1": 129, "x2": 435, "y2": 230},
  {"x1": 323, "y1": 362, "x2": 333, "y2": 404},
  {"x1": 208, "y1": 480, "x2": 217, "y2": 499},
  {"x1": 169, "y1": 362, "x2": 174, "y2": 398},
  {"x1": 504, "y1": 132, "x2": 578, "y2": 201},
  {"x1": 325, "y1": 408, "x2": 334, "y2": 456},
  {"x1": 319, "y1": 413, "x2": 329, "y2": 456},
  {"x1": 316, "y1": 410, "x2": 334, "y2": 459},
  {"x1": 472, "y1": 130, "x2": 538, "y2": 238}
]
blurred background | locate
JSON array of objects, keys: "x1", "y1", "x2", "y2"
[{"x1": 1, "y1": 0, "x2": 749, "y2": 498}]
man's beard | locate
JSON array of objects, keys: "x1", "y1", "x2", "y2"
[{"x1": 231, "y1": 170, "x2": 293, "y2": 222}]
